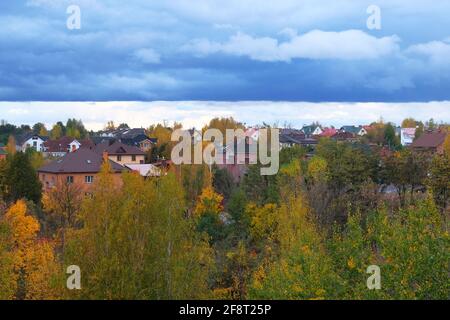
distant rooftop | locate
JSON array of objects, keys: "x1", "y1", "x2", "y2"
[{"x1": 38, "y1": 148, "x2": 127, "y2": 174}]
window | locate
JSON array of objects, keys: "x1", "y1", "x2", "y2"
[
  {"x1": 85, "y1": 176, "x2": 94, "y2": 184},
  {"x1": 117, "y1": 155, "x2": 122, "y2": 162},
  {"x1": 66, "y1": 176, "x2": 74, "y2": 184},
  {"x1": 140, "y1": 160, "x2": 144, "y2": 164},
  {"x1": 132, "y1": 155, "x2": 136, "y2": 162}
]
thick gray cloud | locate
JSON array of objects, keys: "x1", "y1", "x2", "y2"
[{"x1": 0, "y1": 0, "x2": 449, "y2": 101}]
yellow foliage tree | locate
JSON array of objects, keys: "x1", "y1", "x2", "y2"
[
  {"x1": 246, "y1": 203, "x2": 278, "y2": 243},
  {"x1": 443, "y1": 134, "x2": 450, "y2": 157},
  {"x1": 50, "y1": 124, "x2": 63, "y2": 140},
  {"x1": 193, "y1": 186, "x2": 224, "y2": 217},
  {"x1": 307, "y1": 156, "x2": 328, "y2": 184},
  {"x1": 401, "y1": 118, "x2": 417, "y2": 128},
  {"x1": 248, "y1": 196, "x2": 341, "y2": 299},
  {"x1": 39, "y1": 126, "x2": 48, "y2": 137},
  {"x1": 2, "y1": 200, "x2": 60, "y2": 300}
]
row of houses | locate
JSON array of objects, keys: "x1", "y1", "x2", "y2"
[
  {"x1": 12, "y1": 125, "x2": 447, "y2": 192},
  {"x1": 37, "y1": 139, "x2": 165, "y2": 192},
  {"x1": 14, "y1": 128, "x2": 156, "y2": 156},
  {"x1": 8, "y1": 128, "x2": 162, "y2": 193},
  {"x1": 278, "y1": 125, "x2": 368, "y2": 149}
]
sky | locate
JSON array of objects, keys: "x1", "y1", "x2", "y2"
[{"x1": 0, "y1": 1, "x2": 449, "y2": 127}]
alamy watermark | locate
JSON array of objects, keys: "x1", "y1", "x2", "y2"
[
  {"x1": 367, "y1": 5, "x2": 381, "y2": 30},
  {"x1": 366, "y1": 265, "x2": 381, "y2": 290},
  {"x1": 67, "y1": 5, "x2": 81, "y2": 30},
  {"x1": 66, "y1": 265, "x2": 81, "y2": 290},
  {"x1": 171, "y1": 128, "x2": 280, "y2": 176}
]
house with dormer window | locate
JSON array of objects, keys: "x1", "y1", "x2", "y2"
[{"x1": 94, "y1": 140, "x2": 146, "y2": 165}]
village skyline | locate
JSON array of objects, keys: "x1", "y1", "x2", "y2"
[{"x1": 1, "y1": 101, "x2": 449, "y2": 131}]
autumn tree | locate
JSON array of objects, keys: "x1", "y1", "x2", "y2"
[
  {"x1": 204, "y1": 117, "x2": 245, "y2": 137},
  {"x1": 50, "y1": 124, "x2": 63, "y2": 140},
  {"x1": 25, "y1": 148, "x2": 45, "y2": 171},
  {"x1": 194, "y1": 186, "x2": 225, "y2": 243},
  {"x1": 43, "y1": 180, "x2": 83, "y2": 254},
  {"x1": 64, "y1": 164, "x2": 213, "y2": 299},
  {"x1": 0, "y1": 200, "x2": 60, "y2": 300},
  {"x1": 401, "y1": 118, "x2": 417, "y2": 128},
  {"x1": 331, "y1": 198, "x2": 449, "y2": 299},
  {"x1": 147, "y1": 123, "x2": 179, "y2": 161},
  {"x1": 6, "y1": 135, "x2": 16, "y2": 155},
  {"x1": 248, "y1": 195, "x2": 341, "y2": 300},
  {"x1": 0, "y1": 219, "x2": 15, "y2": 299},
  {"x1": 443, "y1": 134, "x2": 450, "y2": 156},
  {"x1": 105, "y1": 121, "x2": 116, "y2": 130}
]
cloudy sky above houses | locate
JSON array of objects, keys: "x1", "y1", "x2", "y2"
[
  {"x1": 1, "y1": 0, "x2": 450, "y2": 102},
  {"x1": 0, "y1": 1, "x2": 449, "y2": 127}
]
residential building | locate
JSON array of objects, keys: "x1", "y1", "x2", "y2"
[
  {"x1": 340, "y1": 126, "x2": 368, "y2": 136},
  {"x1": 94, "y1": 140, "x2": 146, "y2": 165},
  {"x1": 43, "y1": 136, "x2": 94, "y2": 157},
  {"x1": 38, "y1": 148, "x2": 128, "y2": 192},
  {"x1": 279, "y1": 128, "x2": 317, "y2": 148},
  {"x1": 400, "y1": 128, "x2": 417, "y2": 146},
  {"x1": 301, "y1": 125, "x2": 323, "y2": 137},
  {"x1": 410, "y1": 131, "x2": 447, "y2": 154},
  {"x1": 319, "y1": 127, "x2": 338, "y2": 137},
  {"x1": 96, "y1": 128, "x2": 156, "y2": 152},
  {"x1": 332, "y1": 131, "x2": 358, "y2": 142},
  {"x1": 15, "y1": 133, "x2": 48, "y2": 152},
  {"x1": 217, "y1": 137, "x2": 258, "y2": 182}
]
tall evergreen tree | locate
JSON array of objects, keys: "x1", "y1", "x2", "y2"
[{"x1": 4, "y1": 152, "x2": 42, "y2": 204}]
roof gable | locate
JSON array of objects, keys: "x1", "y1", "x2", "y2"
[
  {"x1": 411, "y1": 132, "x2": 447, "y2": 148},
  {"x1": 38, "y1": 148, "x2": 127, "y2": 174}
]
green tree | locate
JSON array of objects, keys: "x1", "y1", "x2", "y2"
[
  {"x1": 384, "y1": 123, "x2": 400, "y2": 149},
  {"x1": 32, "y1": 123, "x2": 47, "y2": 135},
  {"x1": 4, "y1": 152, "x2": 42, "y2": 204},
  {"x1": 427, "y1": 154, "x2": 450, "y2": 211},
  {"x1": 227, "y1": 189, "x2": 249, "y2": 235},
  {"x1": 212, "y1": 166, "x2": 235, "y2": 201}
]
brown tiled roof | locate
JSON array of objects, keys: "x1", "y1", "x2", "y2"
[
  {"x1": 44, "y1": 137, "x2": 95, "y2": 153},
  {"x1": 44, "y1": 137, "x2": 75, "y2": 153},
  {"x1": 411, "y1": 132, "x2": 447, "y2": 148},
  {"x1": 78, "y1": 139, "x2": 95, "y2": 149},
  {"x1": 332, "y1": 131, "x2": 356, "y2": 140},
  {"x1": 38, "y1": 148, "x2": 127, "y2": 173},
  {"x1": 94, "y1": 140, "x2": 145, "y2": 155}
]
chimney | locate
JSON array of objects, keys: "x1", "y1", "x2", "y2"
[{"x1": 102, "y1": 150, "x2": 109, "y2": 162}]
